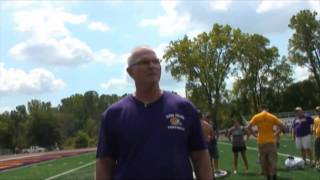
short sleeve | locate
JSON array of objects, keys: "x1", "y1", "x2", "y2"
[
  {"x1": 292, "y1": 119, "x2": 296, "y2": 128},
  {"x1": 187, "y1": 104, "x2": 207, "y2": 152},
  {"x1": 228, "y1": 127, "x2": 234, "y2": 134},
  {"x1": 308, "y1": 116, "x2": 314, "y2": 125},
  {"x1": 96, "y1": 110, "x2": 118, "y2": 160},
  {"x1": 249, "y1": 115, "x2": 257, "y2": 125},
  {"x1": 272, "y1": 115, "x2": 282, "y2": 125}
]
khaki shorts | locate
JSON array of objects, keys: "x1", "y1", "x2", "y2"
[
  {"x1": 258, "y1": 143, "x2": 277, "y2": 167},
  {"x1": 295, "y1": 134, "x2": 312, "y2": 150}
]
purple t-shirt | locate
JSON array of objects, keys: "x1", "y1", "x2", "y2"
[
  {"x1": 96, "y1": 91, "x2": 206, "y2": 180},
  {"x1": 292, "y1": 115, "x2": 314, "y2": 137}
]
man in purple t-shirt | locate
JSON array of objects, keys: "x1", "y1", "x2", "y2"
[
  {"x1": 96, "y1": 46, "x2": 213, "y2": 180},
  {"x1": 292, "y1": 107, "x2": 314, "y2": 165}
]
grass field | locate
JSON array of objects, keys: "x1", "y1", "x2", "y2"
[
  {"x1": 0, "y1": 152, "x2": 96, "y2": 180},
  {"x1": 0, "y1": 135, "x2": 319, "y2": 180}
]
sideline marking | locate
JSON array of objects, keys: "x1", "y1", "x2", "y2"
[{"x1": 45, "y1": 161, "x2": 95, "y2": 180}]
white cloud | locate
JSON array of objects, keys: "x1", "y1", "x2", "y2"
[
  {"x1": 256, "y1": 0, "x2": 299, "y2": 13},
  {"x1": 14, "y1": 8, "x2": 87, "y2": 39},
  {"x1": 209, "y1": 0, "x2": 232, "y2": 11},
  {"x1": 140, "y1": 0, "x2": 191, "y2": 36},
  {"x1": 88, "y1": 21, "x2": 110, "y2": 32},
  {"x1": 10, "y1": 8, "x2": 92, "y2": 67},
  {"x1": 100, "y1": 77, "x2": 130, "y2": 90},
  {"x1": 11, "y1": 8, "x2": 118, "y2": 67},
  {"x1": 226, "y1": 75, "x2": 236, "y2": 90},
  {"x1": 294, "y1": 66, "x2": 311, "y2": 82},
  {"x1": 94, "y1": 50, "x2": 128, "y2": 66},
  {"x1": 308, "y1": 0, "x2": 320, "y2": 13},
  {"x1": 162, "y1": 1, "x2": 314, "y2": 36},
  {"x1": 10, "y1": 37, "x2": 93, "y2": 66},
  {"x1": 0, "y1": 106, "x2": 14, "y2": 114},
  {"x1": 186, "y1": 29, "x2": 205, "y2": 39},
  {"x1": 0, "y1": 63, "x2": 66, "y2": 95},
  {"x1": 0, "y1": 1, "x2": 79, "y2": 11},
  {"x1": 0, "y1": 1, "x2": 35, "y2": 10},
  {"x1": 100, "y1": 66, "x2": 133, "y2": 93}
]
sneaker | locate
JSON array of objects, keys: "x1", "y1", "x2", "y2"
[{"x1": 233, "y1": 170, "x2": 237, "y2": 174}]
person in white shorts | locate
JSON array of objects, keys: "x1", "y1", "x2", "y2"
[{"x1": 292, "y1": 107, "x2": 314, "y2": 165}]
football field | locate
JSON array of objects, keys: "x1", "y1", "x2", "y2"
[{"x1": 0, "y1": 135, "x2": 319, "y2": 180}]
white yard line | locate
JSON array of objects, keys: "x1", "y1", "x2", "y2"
[
  {"x1": 45, "y1": 161, "x2": 95, "y2": 180},
  {"x1": 218, "y1": 141, "x2": 293, "y2": 157}
]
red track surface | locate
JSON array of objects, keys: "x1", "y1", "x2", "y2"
[{"x1": 0, "y1": 148, "x2": 96, "y2": 172}]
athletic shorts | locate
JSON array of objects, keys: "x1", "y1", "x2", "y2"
[
  {"x1": 208, "y1": 139, "x2": 219, "y2": 159},
  {"x1": 295, "y1": 135, "x2": 312, "y2": 150},
  {"x1": 232, "y1": 146, "x2": 246, "y2": 153},
  {"x1": 258, "y1": 143, "x2": 277, "y2": 169},
  {"x1": 315, "y1": 137, "x2": 320, "y2": 159}
]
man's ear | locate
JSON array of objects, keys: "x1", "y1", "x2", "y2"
[{"x1": 127, "y1": 67, "x2": 133, "y2": 78}]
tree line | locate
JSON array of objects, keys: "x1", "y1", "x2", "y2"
[
  {"x1": 0, "y1": 91, "x2": 123, "y2": 153},
  {"x1": 0, "y1": 9, "x2": 319, "y2": 153},
  {"x1": 163, "y1": 9, "x2": 320, "y2": 128}
]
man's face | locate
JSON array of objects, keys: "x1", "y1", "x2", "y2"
[
  {"x1": 296, "y1": 110, "x2": 304, "y2": 118},
  {"x1": 234, "y1": 121, "x2": 240, "y2": 127},
  {"x1": 127, "y1": 49, "x2": 161, "y2": 85}
]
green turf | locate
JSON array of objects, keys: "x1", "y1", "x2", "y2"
[
  {"x1": 0, "y1": 135, "x2": 319, "y2": 180},
  {"x1": 0, "y1": 152, "x2": 95, "y2": 180},
  {"x1": 54, "y1": 163, "x2": 95, "y2": 180},
  {"x1": 218, "y1": 139, "x2": 319, "y2": 180}
]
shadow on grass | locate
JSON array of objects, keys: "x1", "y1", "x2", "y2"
[{"x1": 277, "y1": 177, "x2": 293, "y2": 180}]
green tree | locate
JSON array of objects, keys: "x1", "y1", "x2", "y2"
[
  {"x1": 163, "y1": 24, "x2": 237, "y2": 126},
  {"x1": 8, "y1": 105, "x2": 27, "y2": 152},
  {"x1": 98, "y1": 94, "x2": 121, "y2": 113},
  {"x1": 268, "y1": 56, "x2": 293, "y2": 111},
  {"x1": 281, "y1": 79, "x2": 319, "y2": 110},
  {"x1": 27, "y1": 100, "x2": 61, "y2": 148},
  {"x1": 0, "y1": 112, "x2": 11, "y2": 150},
  {"x1": 233, "y1": 33, "x2": 292, "y2": 113},
  {"x1": 60, "y1": 94, "x2": 85, "y2": 130},
  {"x1": 74, "y1": 130, "x2": 90, "y2": 148},
  {"x1": 288, "y1": 9, "x2": 320, "y2": 91},
  {"x1": 83, "y1": 91, "x2": 99, "y2": 120}
]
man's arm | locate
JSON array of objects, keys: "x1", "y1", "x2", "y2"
[
  {"x1": 226, "y1": 128, "x2": 232, "y2": 142},
  {"x1": 96, "y1": 157, "x2": 115, "y2": 180},
  {"x1": 190, "y1": 149, "x2": 214, "y2": 180},
  {"x1": 314, "y1": 119, "x2": 318, "y2": 136},
  {"x1": 244, "y1": 127, "x2": 250, "y2": 140},
  {"x1": 209, "y1": 126, "x2": 214, "y2": 141},
  {"x1": 291, "y1": 121, "x2": 296, "y2": 140},
  {"x1": 246, "y1": 123, "x2": 257, "y2": 138},
  {"x1": 274, "y1": 123, "x2": 284, "y2": 137}
]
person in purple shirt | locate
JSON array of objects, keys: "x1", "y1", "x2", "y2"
[
  {"x1": 292, "y1": 107, "x2": 314, "y2": 165},
  {"x1": 96, "y1": 46, "x2": 213, "y2": 180}
]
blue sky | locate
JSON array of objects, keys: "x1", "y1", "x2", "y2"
[{"x1": 0, "y1": 0, "x2": 319, "y2": 112}]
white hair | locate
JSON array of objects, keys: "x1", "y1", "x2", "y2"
[{"x1": 127, "y1": 45, "x2": 153, "y2": 67}]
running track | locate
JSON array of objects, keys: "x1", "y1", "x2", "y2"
[{"x1": 0, "y1": 148, "x2": 96, "y2": 172}]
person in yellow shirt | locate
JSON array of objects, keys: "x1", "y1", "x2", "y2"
[
  {"x1": 314, "y1": 106, "x2": 320, "y2": 169},
  {"x1": 247, "y1": 105, "x2": 284, "y2": 180}
]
